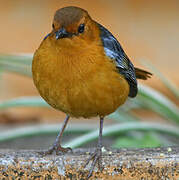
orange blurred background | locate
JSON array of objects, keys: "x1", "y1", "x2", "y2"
[{"x1": 0, "y1": 0, "x2": 178, "y2": 123}]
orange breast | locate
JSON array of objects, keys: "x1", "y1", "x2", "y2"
[{"x1": 32, "y1": 35, "x2": 129, "y2": 118}]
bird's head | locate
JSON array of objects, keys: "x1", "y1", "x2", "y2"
[{"x1": 47, "y1": 6, "x2": 99, "y2": 43}]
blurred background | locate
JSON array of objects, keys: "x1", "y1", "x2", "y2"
[{"x1": 0, "y1": 0, "x2": 178, "y2": 150}]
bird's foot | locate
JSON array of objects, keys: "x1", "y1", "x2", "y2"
[
  {"x1": 84, "y1": 147, "x2": 103, "y2": 179},
  {"x1": 39, "y1": 145, "x2": 72, "y2": 155}
]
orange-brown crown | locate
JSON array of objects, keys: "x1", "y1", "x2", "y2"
[
  {"x1": 50, "y1": 6, "x2": 99, "y2": 42},
  {"x1": 53, "y1": 6, "x2": 90, "y2": 32}
]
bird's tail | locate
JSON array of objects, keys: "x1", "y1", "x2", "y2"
[{"x1": 135, "y1": 67, "x2": 152, "y2": 80}]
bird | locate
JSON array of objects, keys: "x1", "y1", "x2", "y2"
[{"x1": 32, "y1": 6, "x2": 152, "y2": 178}]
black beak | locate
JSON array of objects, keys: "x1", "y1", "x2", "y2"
[{"x1": 55, "y1": 27, "x2": 69, "y2": 39}]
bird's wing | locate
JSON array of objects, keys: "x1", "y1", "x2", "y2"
[{"x1": 97, "y1": 23, "x2": 138, "y2": 97}]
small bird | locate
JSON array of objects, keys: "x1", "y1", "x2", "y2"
[{"x1": 32, "y1": 6, "x2": 152, "y2": 178}]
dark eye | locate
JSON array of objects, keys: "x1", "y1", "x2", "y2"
[
  {"x1": 52, "y1": 24, "x2": 55, "y2": 29},
  {"x1": 78, "y1": 24, "x2": 85, "y2": 33}
]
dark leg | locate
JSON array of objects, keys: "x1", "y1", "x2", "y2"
[
  {"x1": 84, "y1": 116, "x2": 104, "y2": 178},
  {"x1": 42, "y1": 115, "x2": 71, "y2": 155}
]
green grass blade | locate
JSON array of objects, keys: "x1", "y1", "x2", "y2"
[
  {"x1": 0, "y1": 96, "x2": 49, "y2": 109},
  {"x1": 0, "y1": 123, "x2": 95, "y2": 142},
  {"x1": 0, "y1": 61, "x2": 31, "y2": 76},
  {"x1": 137, "y1": 84, "x2": 179, "y2": 123},
  {"x1": 108, "y1": 110, "x2": 139, "y2": 122},
  {"x1": 0, "y1": 54, "x2": 33, "y2": 66},
  {"x1": 113, "y1": 132, "x2": 162, "y2": 148},
  {"x1": 141, "y1": 59, "x2": 179, "y2": 97},
  {"x1": 0, "y1": 54, "x2": 32, "y2": 77},
  {"x1": 64, "y1": 122, "x2": 179, "y2": 148}
]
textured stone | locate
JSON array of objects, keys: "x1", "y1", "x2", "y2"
[{"x1": 0, "y1": 147, "x2": 178, "y2": 179}]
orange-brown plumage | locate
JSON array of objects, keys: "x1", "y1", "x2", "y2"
[
  {"x1": 32, "y1": 7, "x2": 130, "y2": 118},
  {"x1": 32, "y1": 24, "x2": 129, "y2": 118},
  {"x1": 32, "y1": 6, "x2": 151, "y2": 177}
]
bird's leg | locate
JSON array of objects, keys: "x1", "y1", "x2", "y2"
[
  {"x1": 84, "y1": 116, "x2": 104, "y2": 178},
  {"x1": 42, "y1": 115, "x2": 71, "y2": 155}
]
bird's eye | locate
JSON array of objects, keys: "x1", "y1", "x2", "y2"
[
  {"x1": 52, "y1": 24, "x2": 55, "y2": 29},
  {"x1": 78, "y1": 24, "x2": 85, "y2": 33}
]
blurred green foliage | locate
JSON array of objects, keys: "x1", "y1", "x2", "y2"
[{"x1": 0, "y1": 54, "x2": 178, "y2": 148}]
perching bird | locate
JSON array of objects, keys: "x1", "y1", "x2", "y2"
[{"x1": 32, "y1": 6, "x2": 152, "y2": 178}]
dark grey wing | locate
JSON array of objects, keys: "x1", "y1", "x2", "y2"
[
  {"x1": 43, "y1": 33, "x2": 51, "y2": 40},
  {"x1": 97, "y1": 23, "x2": 138, "y2": 97}
]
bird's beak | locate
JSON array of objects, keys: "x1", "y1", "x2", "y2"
[{"x1": 55, "y1": 27, "x2": 69, "y2": 39}]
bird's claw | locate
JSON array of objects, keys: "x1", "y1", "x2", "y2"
[
  {"x1": 84, "y1": 148, "x2": 103, "y2": 178},
  {"x1": 38, "y1": 145, "x2": 72, "y2": 155}
]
